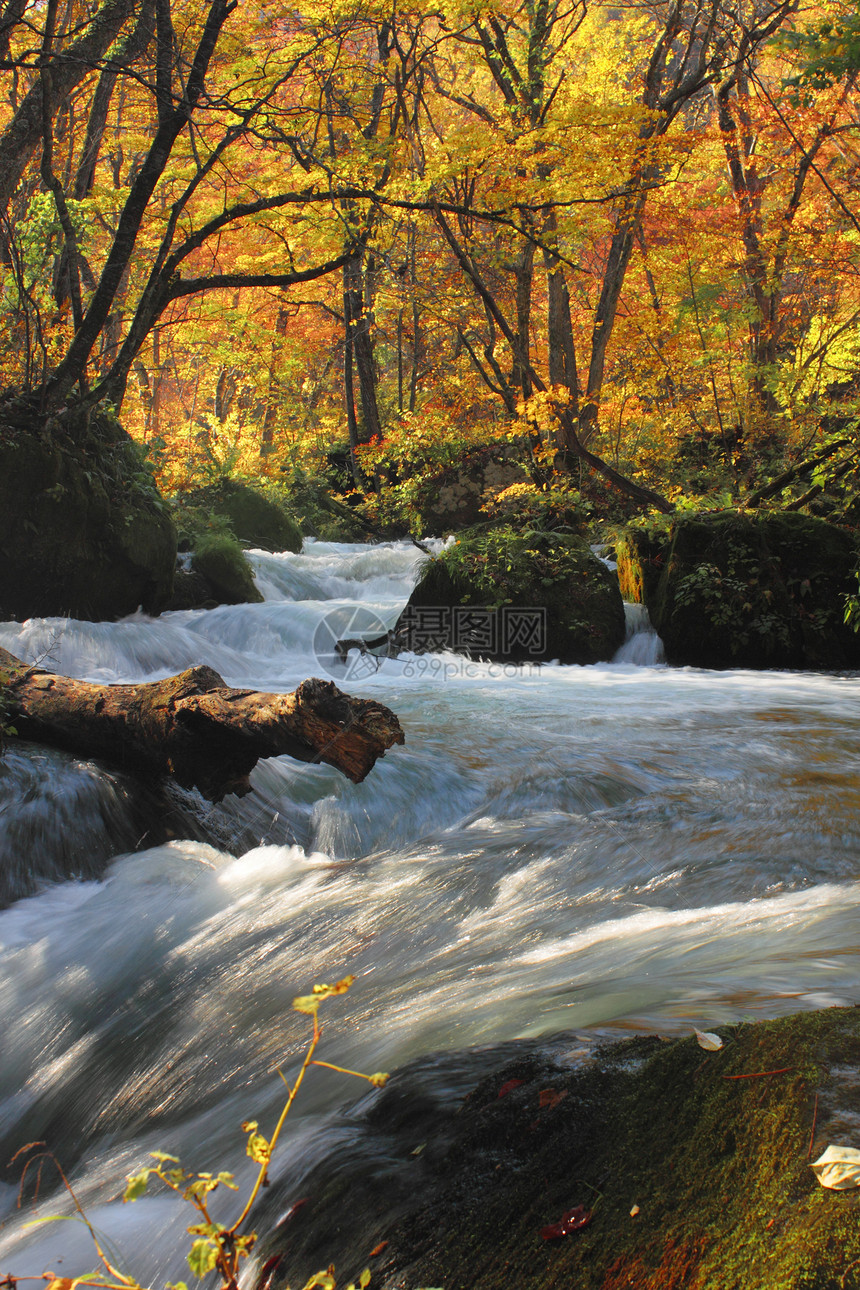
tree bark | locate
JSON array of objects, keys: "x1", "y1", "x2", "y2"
[
  {"x1": 0, "y1": 0, "x2": 140, "y2": 214},
  {"x1": 43, "y1": 0, "x2": 237, "y2": 409},
  {"x1": 0, "y1": 649, "x2": 404, "y2": 801}
]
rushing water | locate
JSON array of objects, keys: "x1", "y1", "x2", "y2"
[{"x1": 1, "y1": 539, "x2": 859, "y2": 1282}]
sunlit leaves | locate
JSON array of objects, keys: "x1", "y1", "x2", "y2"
[
  {"x1": 242, "y1": 1121, "x2": 272, "y2": 1164},
  {"x1": 188, "y1": 1238, "x2": 220, "y2": 1279},
  {"x1": 122, "y1": 1171, "x2": 151, "y2": 1203},
  {"x1": 293, "y1": 975, "x2": 355, "y2": 1015}
]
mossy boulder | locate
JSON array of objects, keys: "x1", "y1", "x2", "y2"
[
  {"x1": 617, "y1": 511, "x2": 860, "y2": 669},
  {"x1": 183, "y1": 479, "x2": 302, "y2": 553},
  {"x1": 190, "y1": 532, "x2": 263, "y2": 605},
  {"x1": 392, "y1": 1008, "x2": 860, "y2": 1290},
  {"x1": 262, "y1": 1008, "x2": 860, "y2": 1290},
  {"x1": 0, "y1": 406, "x2": 176, "y2": 621},
  {"x1": 398, "y1": 524, "x2": 625, "y2": 664},
  {"x1": 168, "y1": 497, "x2": 265, "y2": 609}
]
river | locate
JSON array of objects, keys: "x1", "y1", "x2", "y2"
[{"x1": 1, "y1": 538, "x2": 859, "y2": 1284}]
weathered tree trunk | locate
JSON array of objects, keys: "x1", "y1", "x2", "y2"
[{"x1": 0, "y1": 649, "x2": 404, "y2": 801}]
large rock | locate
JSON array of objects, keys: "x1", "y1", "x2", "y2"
[
  {"x1": 398, "y1": 525, "x2": 625, "y2": 664},
  {"x1": 182, "y1": 479, "x2": 302, "y2": 553},
  {"x1": 0, "y1": 409, "x2": 176, "y2": 621},
  {"x1": 257, "y1": 1008, "x2": 860, "y2": 1290},
  {"x1": 617, "y1": 511, "x2": 860, "y2": 669},
  {"x1": 191, "y1": 532, "x2": 263, "y2": 605}
]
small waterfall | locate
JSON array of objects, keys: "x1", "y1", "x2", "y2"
[{"x1": 613, "y1": 601, "x2": 665, "y2": 665}]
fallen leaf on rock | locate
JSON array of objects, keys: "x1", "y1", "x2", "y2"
[
  {"x1": 276, "y1": 1198, "x2": 308, "y2": 1226},
  {"x1": 630, "y1": 1205, "x2": 640, "y2": 1217},
  {"x1": 811, "y1": 1146, "x2": 860, "y2": 1189},
  {"x1": 540, "y1": 1205, "x2": 592, "y2": 1240},
  {"x1": 497, "y1": 1078, "x2": 525, "y2": 1098},
  {"x1": 369, "y1": 1242, "x2": 388, "y2": 1258},
  {"x1": 694, "y1": 1029, "x2": 724, "y2": 1051},
  {"x1": 257, "y1": 1254, "x2": 283, "y2": 1290},
  {"x1": 538, "y1": 1088, "x2": 567, "y2": 1111}
]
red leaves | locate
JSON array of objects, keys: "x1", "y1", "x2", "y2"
[
  {"x1": 541, "y1": 1205, "x2": 593, "y2": 1241},
  {"x1": 497, "y1": 1078, "x2": 525, "y2": 1098},
  {"x1": 257, "y1": 1255, "x2": 283, "y2": 1290},
  {"x1": 538, "y1": 1088, "x2": 567, "y2": 1111}
]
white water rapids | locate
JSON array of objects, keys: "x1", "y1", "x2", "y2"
[{"x1": 0, "y1": 538, "x2": 859, "y2": 1282}]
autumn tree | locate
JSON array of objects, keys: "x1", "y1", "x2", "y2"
[{"x1": 0, "y1": 0, "x2": 380, "y2": 431}]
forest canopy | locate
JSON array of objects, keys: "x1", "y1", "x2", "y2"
[{"x1": 2, "y1": 0, "x2": 860, "y2": 518}]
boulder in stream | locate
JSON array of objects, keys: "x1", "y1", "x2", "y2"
[
  {"x1": 616, "y1": 511, "x2": 860, "y2": 669},
  {"x1": 258, "y1": 1007, "x2": 860, "y2": 1290},
  {"x1": 397, "y1": 525, "x2": 626, "y2": 664},
  {"x1": 0, "y1": 403, "x2": 176, "y2": 621}
]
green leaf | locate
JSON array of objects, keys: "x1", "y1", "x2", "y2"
[
  {"x1": 151, "y1": 1151, "x2": 180, "y2": 1163},
  {"x1": 188, "y1": 1238, "x2": 219, "y2": 1279},
  {"x1": 123, "y1": 1170, "x2": 151, "y2": 1202},
  {"x1": 245, "y1": 1130, "x2": 271, "y2": 1164},
  {"x1": 186, "y1": 1177, "x2": 222, "y2": 1201}
]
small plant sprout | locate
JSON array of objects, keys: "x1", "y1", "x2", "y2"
[{"x1": 7, "y1": 978, "x2": 389, "y2": 1290}]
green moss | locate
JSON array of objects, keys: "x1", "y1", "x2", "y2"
[
  {"x1": 400, "y1": 523, "x2": 625, "y2": 664},
  {"x1": 192, "y1": 531, "x2": 263, "y2": 605},
  {"x1": 0, "y1": 402, "x2": 176, "y2": 621},
  {"x1": 616, "y1": 511, "x2": 860, "y2": 669},
  {"x1": 382, "y1": 1009, "x2": 860, "y2": 1290},
  {"x1": 179, "y1": 479, "x2": 302, "y2": 553}
]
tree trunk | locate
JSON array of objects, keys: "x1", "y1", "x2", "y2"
[
  {"x1": 0, "y1": 0, "x2": 140, "y2": 214},
  {"x1": 343, "y1": 249, "x2": 382, "y2": 444},
  {"x1": 0, "y1": 649, "x2": 404, "y2": 801}
]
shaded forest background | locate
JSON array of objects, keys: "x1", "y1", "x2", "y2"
[{"x1": 3, "y1": 0, "x2": 860, "y2": 529}]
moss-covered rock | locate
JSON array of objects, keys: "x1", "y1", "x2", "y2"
[
  {"x1": 399, "y1": 524, "x2": 625, "y2": 664},
  {"x1": 616, "y1": 511, "x2": 860, "y2": 669},
  {"x1": 384, "y1": 1008, "x2": 860, "y2": 1290},
  {"x1": 0, "y1": 404, "x2": 176, "y2": 621},
  {"x1": 182, "y1": 479, "x2": 302, "y2": 552},
  {"x1": 263, "y1": 1008, "x2": 860, "y2": 1290},
  {"x1": 191, "y1": 531, "x2": 263, "y2": 605}
]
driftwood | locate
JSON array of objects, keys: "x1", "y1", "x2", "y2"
[{"x1": 0, "y1": 648, "x2": 404, "y2": 801}]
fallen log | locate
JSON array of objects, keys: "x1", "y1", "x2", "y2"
[{"x1": 0, "y1": 648, "x2": 404, "y2": 801}]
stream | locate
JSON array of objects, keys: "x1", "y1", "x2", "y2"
[{"x1": 1, "y1": 538, "x2": 859, "y2": 1283}]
